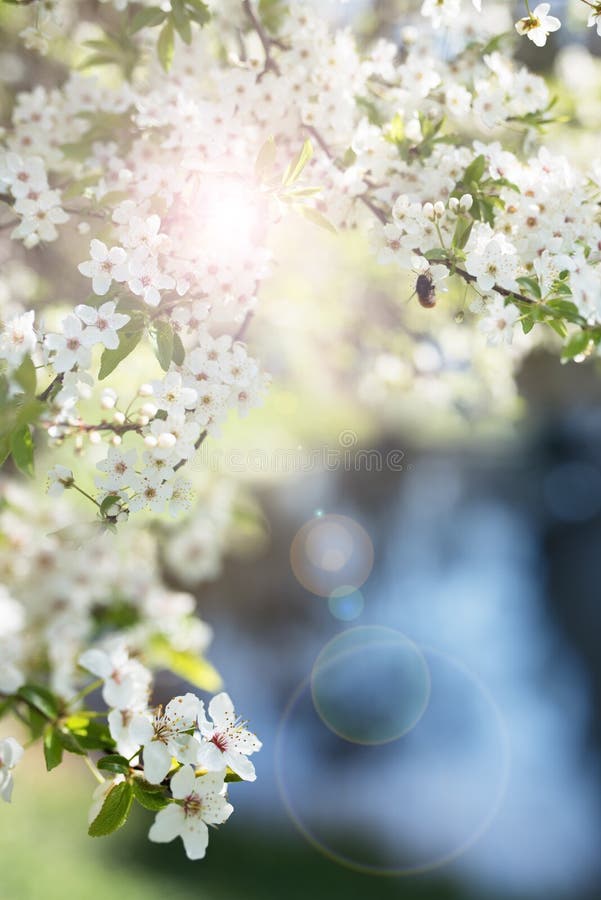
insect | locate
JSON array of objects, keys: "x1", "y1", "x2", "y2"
[{"x1": 414, "y1": 271, "x2": 437, "y2": 308}]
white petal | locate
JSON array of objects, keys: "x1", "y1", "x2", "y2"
[
  {"x1": 148, "y1": 803, "x2": 185, "y2": 843},
  {"x1": 208, "y1": 692, "x2": 235, "y2": 727},
  {"x1": 79, "y1": 649, "x2": 111, "y2": 679},
  {"x1": 143, "y1": 741, "x2": 172, "y2": 784},
  {"x1": 170, "y1": 764, "x2": 196, "y2": 799},
  {"x1": 225, "y1": 750, "x2": 256, "y2": 782},
  {"x1": 181, "y1": 819, "x2": 209, "y2": 860}
]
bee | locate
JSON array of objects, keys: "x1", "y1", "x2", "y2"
[{"x1": 414, "y1": 271, "x2": 437, "y2": 308}]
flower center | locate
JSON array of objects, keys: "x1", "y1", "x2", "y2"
[{"x1": 210, "y1": 732, "x2": 228, "y2": 752}]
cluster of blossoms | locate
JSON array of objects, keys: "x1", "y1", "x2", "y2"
[
  {"x1": 0, "y1": 477, "x2": 240, "y2": 699},
  {"x1": 0, "y1": 479, "x2": 260, "y2": 858},
  {"x1": 1, "y1": 0, "x2": 600, "y2": 519},
  {"x1": 2, "y1": 0, "x2": 601, "y2": 863}
]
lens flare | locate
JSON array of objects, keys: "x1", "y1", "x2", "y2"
[
  {"x1": 276, "y1": 645, "x2": 510, "y2": 877},
  {"x1": 310, "y1": 626, "x2": 430, "y2": 745},
  {"x1": 327, "y1": 586, "x2": 364, "y2": 621},
  {"x1": 290, "y1": 514, "x2": 374, "y2": 597}
]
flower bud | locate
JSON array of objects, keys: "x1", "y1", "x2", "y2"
[
  {"x1": 459, "y1": 193, "x2": 473, "y2": 211},
  {"x1": 138, "y1": 383, "x2": 154, "y2": 398},
  {"x1": 113, "y1": 411, "x2": 126, "y2": 425},
  {"x1": 157, "y1": 432, "x2": 177, "y2": 450}
]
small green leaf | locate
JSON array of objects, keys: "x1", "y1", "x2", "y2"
[
  {"x1": 43, "y1": 727, "x2": 63, "y2": 771},
  {"x1": 172, "y1": 331, "x2": 186, "y2": 367},
  {"x1": 13, "y1": 356, "x2": 37, "y2": 397},
  {"x1": 99, "y1": 322, "x2": 144, "y2": 380},
  {"x1": 171, "y1": 0, "x2": 192, "y2": 43},
  {"x1": 64, "y1": 716, "x2": 116, "y2": 751},
  {"x1": 132, "y1": 779, "x2": 170, "y2": 811},
  {"x1": 149, "y1": 635, "x2": 222, "y2": 692},
  {"x1": 462, "y1": 154, "x2": 487, "y2": 187},
  {"x1": 58, "y1": 728, "x2": 87, "y2": 756},
  {"x1": 88, "y1": 781, "x2": 134, "y2": 838},
  {"x1": 561, "y1": 331, "x2": 591, "y2": 361},
  {"x1": 283, "y1": 139, "x2": 313, "y2": 186},
  {"x1": 151, "y1": 320, "x2": 174, "y2": 372},
  {"x1": 157, "y1": 20, "x2": 175, "y2": 72},
  {"x1": 129, "y1": 6, "x2": 167, "y2": 33},
  {"x1": 255, "y1": 136, "x2": 277, "y2": 181},
  {"x1": 10, "y1": 425, "x2": 34, "y2": 477},
  {"x1": 97, "y1": 754, "x2": 132, "y2": 775},
  {"x1": 186, "y1": 0, "x2": 211, "y2": 26},
  {"x1": 18, "y1": 684, "x2": 59, "y2": 720},
  {"x1": 300, "y1": 206, "x2": 337, "y2": 235}
]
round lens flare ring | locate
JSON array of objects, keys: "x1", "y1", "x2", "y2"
[
  {"x1": 290, "y1": 514, "x2": 375, "y2": 598},
  {"x1": 275, "y1": 640, "x2": 511, "y2": 878},
  {"x1": 310, "y1": 626, "x2": 431, "y2": 745},
  {"x1": 328, "y1": 586, "x2": 364, "y2": 621}
]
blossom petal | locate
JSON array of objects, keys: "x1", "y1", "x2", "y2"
[
  {"x1": 148, "y1": 803, "x2": 185, "y2": 843},
  {"x1": 143, "y1": 741, "x2": 173, "y2": 784}
]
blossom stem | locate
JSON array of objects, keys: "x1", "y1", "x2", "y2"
[
  {"x1": 83, "y1": 755, "x2": 105, "y2": 785},
  {"x1": 68, "y1": 678, "x2": 103, "y2": 708},
  {"x1": 71, "y1": 483, "x2": 100, "y2": 508}
]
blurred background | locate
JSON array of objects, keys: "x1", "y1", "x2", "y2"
[{"x1": 3, "y1": 1, "x2": 601, "y2": 899}]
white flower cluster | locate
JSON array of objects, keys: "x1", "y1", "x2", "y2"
[
  {"x1": 0, "y1": 152, "x2": 68, "y2": 246},
  {"x1": 0, "y1": 478, "x2": 235, "y2": 699}
]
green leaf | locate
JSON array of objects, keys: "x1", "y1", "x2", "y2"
[
  {"x1": 171, "y1": 0, "x2": 192, "y2": 43},
  {"x1": 172, "y1": 331, "x2": 186, "y2": 367},
  {"x1": 99, "y1": 321, "x2": 144, "y2": 380},
  {"x1": 300, "y1": 206, "x2": 337, "y2": 235},
  {"x1": 132, "y1": 779, "x2": 170, "y2": 811},
  {"x1": 18, "y1": 684, "x2": 59, "y2": 720},
  {"x1": 43, "y1": 727, "x2": 64, "y2": 771},
  {"x1": 283, "y1": 140, "x2": 313, "y2": 187},
  {"x1": 10, "y1": 425, "x2": 34, "y2": 477},
  {"x1": 151, "y1": 320, "x2": 174, "y2": 372},
  {"x1": 561, "y1": 331, "x2": 591, "y2": 361},
  {"x1": 157, "y1": 19, "x2": 175, "y2": 72},
  {"x1": 423, "y1": 248, "x2": 448, "y2": 261},
  {"x1": 149, "y1": 635, "x2": 222, "y2": 692},
  {"x1": 13, "y1": 356, "x2": 37, "y2": 396},
  {"x1": 97, "y1": 754, "x2": 131, "y2": 775},
  {"x1": 88, "y1": 781, "x2": 134, "y2": 838},
  {"x1": 452, "y1": 218, "x2": 473, "y2": 252},
  {"x1": 185, "y1": 0, "x2": 211, "y2": 26},
  {"x1": 521, "y1": 315, "x2": 535, "y2": 335},
  {"x1": 255, "y1": 136, "x2": 277, "y2": 181},
  {"x1": 129, "y1": 6, "x2": 167, "y2": 33},
  {"x1": 462, "y1": 154, "x2": 486, "y2": 187},
  {"x1": 516, "y1": 276, "x2": 542, "y2": 300},
  {"x1": 58, "y1": 728, "x2": 87, "y2": 756},
  {"x1": 64, "y1": 716, "x2": 116, "y2": 751}
]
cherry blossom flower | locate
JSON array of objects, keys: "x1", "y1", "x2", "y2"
[
  {"x1": 127, "y1": 252, "x2": 175, "y2": 307},
  {"x1": 12, "y1": 189, "x2": 69, "y2": 243},
  {"x1": 130, "y1": 693, "x2": 204, "y2": 784},
  {"x1": 0, "y1": 310, "x2": 36, "y2": 371},
  {"x1": 44, "y1": 315, "x2": 91, "y2": 373},
  {"x1": 515, "y1": 3, "x2": 561, "y2": 47},
  {"x1": 74, "y1": 301, "x2": 130, "y2": 350},
  {"x1": 78, "y1": 239, "x2": 128, "y2": 296},
  {"x1": 79, "y1": 644, "x2": 151, "y2": 710},
  {"x1": 196, "y1": 692, "x2": 262, "y2": 782},
  {"x1": 96, "y1": 447, "x2": 138, "y2": 490},
  {"x1": 148, "y1": 767, "x2": 233, "y2": 860},
  {"x1": 0, "y1": 737, "x2": 24, "y2": 803},
  {"x1": 47, "y1": 464, "x2": 74, "y2": 496},
  {"x1": 587, "y1": 6, "x2": 601, "y2": 36}
]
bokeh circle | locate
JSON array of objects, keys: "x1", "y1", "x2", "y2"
[
  {"x1": 310, "y1": 626, "x2": 431, "y2": 745},
  {"x1": 290, "y1": 515, "x2": 374, "y2": 597},
  {"x1": 327, "y1": 587, "x2": 364, "y2": 621},
  {"x1": 275, "y1": 644, "x2": 510, "y2": 877}
]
